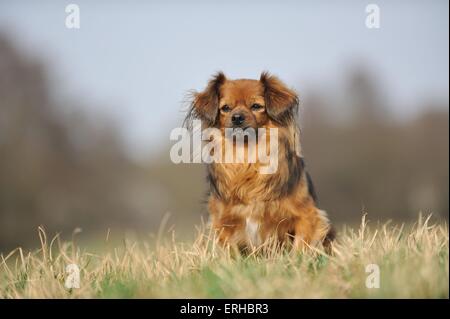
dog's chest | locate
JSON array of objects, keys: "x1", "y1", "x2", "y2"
[
  {"x1": 213, "y1": 162, "x2": 269, "y2": 202},
  {"x1": 228, "y1": 201, "x2": 268, "y2": 246}
]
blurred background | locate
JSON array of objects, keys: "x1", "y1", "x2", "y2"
[{"x1": 0, "y1": 0, "x2": 448, "y2": 251}]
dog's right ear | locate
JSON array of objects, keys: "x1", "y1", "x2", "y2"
[{"x1": 186, "y1": 72, "x2": 226, "y2": 127}]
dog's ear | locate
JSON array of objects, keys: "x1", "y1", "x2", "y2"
[
  {"x1": 260, "y1": 71, "x2": 299, "y2": 124},
  {"x1": 188, "y1": 72, "x2": 226, "y2": 126}
]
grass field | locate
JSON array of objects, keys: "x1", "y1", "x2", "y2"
[{"x1": 0, "y1": 215, "x2": 448, "y2": 298}]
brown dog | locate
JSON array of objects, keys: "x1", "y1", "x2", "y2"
[{"x1": 185, "y1": 72, "x2": 334, "y2": 253}]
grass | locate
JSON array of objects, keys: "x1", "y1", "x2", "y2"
[{"x1": 0, "y1": 214, "x2": 448, "y2": 298}]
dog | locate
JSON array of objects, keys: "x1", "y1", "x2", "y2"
[{"x1": 185, "y1": 72, "x2": 335, "y2": 253}]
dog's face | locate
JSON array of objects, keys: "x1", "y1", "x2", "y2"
[
  {"x1": 188, "y1": 72, "x2": 299, "y2": 130},
  {"x1": 218, "y1": 79, "x2": 267, "y2": 130}
]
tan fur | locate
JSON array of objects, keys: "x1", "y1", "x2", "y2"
[
  {"x1": 208, "y1": 166, "x2": 331, "y2": 251},
  {"x1": 188, "y1": 72, "x2": 334, "y2": 253}
]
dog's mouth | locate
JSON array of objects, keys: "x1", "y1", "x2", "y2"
[
  {"x1": 227, "y1": 124, "x2": 253, "y2": 130},
  {"x1": 227, "y1": 126, "x2": 254, "y2": 133},
  {"x1": 223, "y1": 126, "x2": 261, "y2": 143}
]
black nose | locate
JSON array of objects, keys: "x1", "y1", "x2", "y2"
[{"x1": 232, "y1": 113, "x2": 245, "y2": 125}]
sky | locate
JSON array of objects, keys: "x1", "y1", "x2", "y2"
[{"x1": 0, "y1": 0, "x2": 448, "y2": 159}]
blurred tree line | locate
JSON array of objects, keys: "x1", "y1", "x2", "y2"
[
  {"x1": 0, "y1": 34, "x2": 448, "y2": 251},
  {"x1": 0, "y1": 34, "x2": 166, "y2": 250},
  {"x1": 301, "y1": 71, "x2": 449, "y2": 223}
]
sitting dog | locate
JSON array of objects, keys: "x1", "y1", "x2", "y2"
[{"x1": 185, "y1": 72, "x2": 335, "y2": 253}]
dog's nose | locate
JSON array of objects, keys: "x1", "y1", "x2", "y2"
[{"x1": 232, "y1": 113, "x2": 245, "y2": 125}]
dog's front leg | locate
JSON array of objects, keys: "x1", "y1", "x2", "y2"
[
  {"x1": 209, "y1": 210, "x2": 245, "y2": 248},
  {"x1": 292, "y1": 208, "x2": 332, "y2": 253}
]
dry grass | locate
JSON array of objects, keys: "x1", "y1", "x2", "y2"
[{"x1": 0, "y1": 215, "x2": 448, "y2": 298}]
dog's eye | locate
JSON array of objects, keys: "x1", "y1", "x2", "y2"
[
  {"x1": 221, "y1": 105, "x2": 231, "y2": 112},
  {"x1": 251, "y1": 103, "x2": 263, "y2": 111}
]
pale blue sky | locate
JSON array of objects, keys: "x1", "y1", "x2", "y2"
[{"x1": 0, "y1": 0, "x2": 448, "y2": 158}]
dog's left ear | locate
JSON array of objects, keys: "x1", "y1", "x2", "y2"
[{"x1": 260, "y1": 71, "x2": 299, "y2": 123}]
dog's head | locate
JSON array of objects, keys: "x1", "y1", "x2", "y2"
[{"x1": 186, "y1": 72, "x2": 299, "y2": 130}]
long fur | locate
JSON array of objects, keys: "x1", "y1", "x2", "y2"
[{"x1": 185, "y1": 72, "x2": 335, "y2": 253}]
